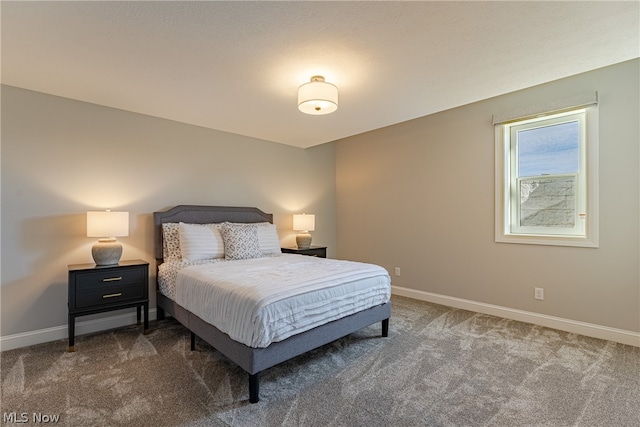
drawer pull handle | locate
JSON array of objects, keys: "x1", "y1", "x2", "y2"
[
  {"x1": 102, "y1": 293, "x2": 122, "y2": 299},
  {"x1": 102, "y1": 277, "x2": 122, "y2": 282}
]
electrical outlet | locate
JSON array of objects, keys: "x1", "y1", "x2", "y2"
[
  {"x1": 534, "y1": 287, "x2": 544, "y2": 300},
  {"x1": 394, "y1": 267, "x2": 401, "y2": 276}
]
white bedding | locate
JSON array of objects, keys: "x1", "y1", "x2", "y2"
[{"x1": 159, "y1": 254, "x2": 390, "y2": 348}]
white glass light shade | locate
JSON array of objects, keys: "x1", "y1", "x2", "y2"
[
  {"x1": 87, "y1": 211, "x2": 129, "y2": 238},
  {"x1": 293, "y1": 214, "x2": 315, "y2": 232},
  {"x1": 298, "y1": 76, "x2": 338, "y2": 115}
]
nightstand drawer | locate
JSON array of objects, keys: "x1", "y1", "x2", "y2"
[
  {"x1": 72, "y1": 265, "x2": 147, "y2": 310},
  {"x1": 74, "y1": 267, "x2": 145, "y2": 291},
  {"x1": 75, "y1": 283, "x2": 145, "y2": 309}
]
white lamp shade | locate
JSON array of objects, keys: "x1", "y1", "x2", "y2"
[
  {"x1": 293, "y1": 214, "x2": 315, "y2": 232},
  {"x1": 298, "y1": 76, "x2": 338, "y2": 115},
  {"x1": 87, "y1": 211, "x2": 129, "y2": 238}
]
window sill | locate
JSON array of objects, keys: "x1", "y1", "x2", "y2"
[{"x1": 495, "y1": 233, "x2": 598, "y2": 248}]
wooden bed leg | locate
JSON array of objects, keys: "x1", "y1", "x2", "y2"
[
  {"x1": 157, "y1": 306, "x2": 165, "y2": 321},
  {"x1": 249, "y1": 373, "x2": 260, "y2": 403},
  {"x1": 382, "y1": 318, "x2": 389, "y2": 337},
  {"x1": 190, "y1": 332, "x2": 196, "y2": 351}
]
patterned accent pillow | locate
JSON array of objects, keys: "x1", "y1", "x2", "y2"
[
  {"x1": 221, "y1": 222, "x2": 262, "y2": 260},
  {"x1": 162, "y1": 223, "x2": 181, "y2": 261}
]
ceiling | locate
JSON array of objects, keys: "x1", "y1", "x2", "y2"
[{"x1": 2, "y1": 1, "x2": 638, "y2": 149}]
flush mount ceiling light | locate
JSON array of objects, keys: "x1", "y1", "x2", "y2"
[{"x1": 298, "y1": 76, "x2": 338, "y2": 115}]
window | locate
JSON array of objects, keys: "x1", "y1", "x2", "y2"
[{"x1": 495, "y1": 103, "x2": 598, "y2": 247}]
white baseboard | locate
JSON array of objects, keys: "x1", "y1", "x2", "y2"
[
  {"x1": 0, "y1": 309, "x2": 158, "y2": 352},
  {"x1": 392, "y1": 286, "x2": 640, "y2": 347}
]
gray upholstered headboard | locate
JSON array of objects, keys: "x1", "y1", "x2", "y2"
[{"x1": 153, "y1": 205, "x2": 273, "y2": 262}]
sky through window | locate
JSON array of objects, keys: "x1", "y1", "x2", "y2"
[{"x1": 517, "y1": 121, "x2": 579, "y2": 177}]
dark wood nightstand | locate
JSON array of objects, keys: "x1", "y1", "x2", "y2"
[
  {"x1": 281, "y1": 246, "x2": 327, "y2": 258},
  {"x1": 68, "y1": 259, "x2": 149, "y2": 352}
]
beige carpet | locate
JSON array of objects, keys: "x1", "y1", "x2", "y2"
[{"x1": 1, "y1": 296, "x2": 639, "y2": 426}]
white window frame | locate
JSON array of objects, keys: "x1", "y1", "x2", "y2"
[{"x1": 495, "y1": 106, "x2": 599, "y2": 247}]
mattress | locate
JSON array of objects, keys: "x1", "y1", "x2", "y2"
[{"x1": 158, "y1": 254, "x2": 391, "y2": 348}]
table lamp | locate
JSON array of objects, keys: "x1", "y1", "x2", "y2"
[
  {"x1": 87, "y1": 210, "x2": 129, "y2": 265},
  {"x1": 293, "y1": 213, "x2": 315, "y2": 249}
]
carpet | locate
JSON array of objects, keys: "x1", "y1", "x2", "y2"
[{"x1": 1, "y1": 296, "x2": 639, "y2": 426}]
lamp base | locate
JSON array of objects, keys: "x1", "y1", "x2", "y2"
[
  {"x1": 92, "y1": 239, "x2": 123, "y2": 266},
  {"x1": 296, "y1": 232, "x2": 312, "y2": 250}
]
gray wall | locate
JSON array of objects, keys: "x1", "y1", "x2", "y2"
[
  {"x1": 1, "y1": 85, "x2": 337, "y2": 337},
  {"x1": 336, "y1": 59, "x2": 640, "y2": 333},
  {"x1": 2, "y1": 59, "x2": 638, "y2": 342}
]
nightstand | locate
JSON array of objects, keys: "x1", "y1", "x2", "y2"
[
  {"x1": 68, "y1": 259, "x2": 149, "y2": 352},
  {"x1": 281, "y1": 246, "x2": 327, "y2": 258}
]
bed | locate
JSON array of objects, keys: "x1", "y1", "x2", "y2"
[{"x1": 153, "y1": 205, "x2": 391, "y2": 403}]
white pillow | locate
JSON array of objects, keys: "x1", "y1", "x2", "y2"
[
  {"x1": 178, "y1": 222, "x2": 225, "y2": 262},
  {"x1": 221, "y1": 222, "x2": 262, "y2": 260},
  {"x1": 257, "y1": 222, "x2": 281, "y2": 255}
]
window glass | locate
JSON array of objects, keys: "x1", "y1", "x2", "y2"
[{"x1": 517, "y1": 121, "x2": 579, "y2": 177}]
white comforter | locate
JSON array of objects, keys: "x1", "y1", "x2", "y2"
[{"x1": 173, "y1": 254, "x2": 391, "y2": 348}]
